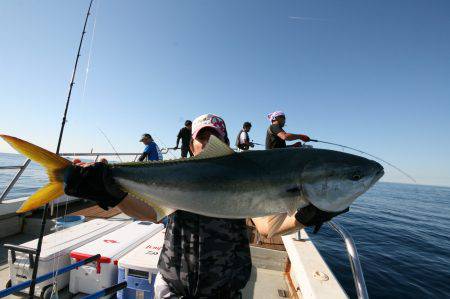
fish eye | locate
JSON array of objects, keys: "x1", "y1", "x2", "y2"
[
  {"x1": 351, "y1": 173, "x2": 362, "y2": 181},
  {"x1": 350, "y1": 171, "x2": 362, "y2": 182}
]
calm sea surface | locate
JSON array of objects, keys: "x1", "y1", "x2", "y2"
[{"x1": 1, "y1": 153, "x2": 449, "y2": 298}]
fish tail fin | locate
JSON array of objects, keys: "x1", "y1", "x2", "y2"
[{"x1": 0, "y1": 135, "x2": 71, "y2": 213}]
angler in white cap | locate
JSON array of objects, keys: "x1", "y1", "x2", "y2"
[{"x1": 47, "y1": 113, "x2": 345, "y2": 299}]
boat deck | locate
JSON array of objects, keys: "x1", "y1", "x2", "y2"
[{"x1": 0, "y1": 204, "x2": 296, "y2": 298}]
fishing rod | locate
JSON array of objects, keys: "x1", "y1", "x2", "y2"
[
  {"x1": 29, "y1": 1, "x2": 95, "y2": 298},
  {"x1": 309, "y1": 139, "x2": 417, "y2": 183}
]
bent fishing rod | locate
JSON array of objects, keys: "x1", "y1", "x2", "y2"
[
  {"x1": 252, "y1": 138, "x2": 415, "y2": 183},
  {"x1": 308, "y1": 139, "x2": 416, "y2": 183},
  {"x1": 29, "y1": 0, "x2": 96, "y2": 298}
]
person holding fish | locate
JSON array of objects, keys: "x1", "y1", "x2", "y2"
[
  {"x1": 265, "y1": 110, "x2": 311, "y2": 149},
  {"x1": 58, "y1": 113, "x2": 347, "y2": 298},
  {"x1": 1, "y1": 112, "x2": 372, "y2": 298}
]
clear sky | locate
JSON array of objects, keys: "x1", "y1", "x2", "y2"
[{"x1": 0, "y1": 0, "x2": 449, "y2": 187}]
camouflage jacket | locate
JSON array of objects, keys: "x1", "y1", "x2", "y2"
[{"x1": 158, "y1": 210, "x2": 252, "y2": 298}]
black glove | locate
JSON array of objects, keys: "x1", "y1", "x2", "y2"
[
  {"x1": 295, "y1": 205, "x2": 349, "y2": 234},
  {"x1": 64, "y1": 163, "x2": 128, "y2": 210}
]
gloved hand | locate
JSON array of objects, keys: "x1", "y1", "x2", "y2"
[
  {"x1": 295, "y1": 205, "x2": 349, "y2": 234},
  {"x1": 292, "y1": 142, "x2": 302, "y2": 148},
  {"x1": 299, "y1": 134, "x2": 310, "y2": 142},
  {"x1": 64, "y1": 162, "x2": 128, "y2": 210},
  {"x1": 249, "y1": 142, "x2": 255, "y2": 148}
]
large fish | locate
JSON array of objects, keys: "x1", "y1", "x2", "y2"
[{"x1": 1, "y1": 134, "x2": 383, "y2": 231}]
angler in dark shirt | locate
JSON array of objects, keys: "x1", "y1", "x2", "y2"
[
  {"x1": 175, "y1": 120, "x2": 193, "y2": 158},
  {"x1": 265, "y1": 110, "x2": 311, "y2": 150}
]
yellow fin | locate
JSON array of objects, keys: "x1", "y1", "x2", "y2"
[
  {"x1": 116, "y1": 135, "x2": 234, "y2": 166},
  {"x1": 16, "y1": 183, "x2": 65, "y2": 213},
  {"x1": 0, "y1": 135, "x2": 71, "y2": 213},
  {"x1": 195, "y1": 135, "x2": 234, "y2": 159},
  {"x1": 0, "y1": 135, "x2": 70, "y2": 170},
  {"x1": 127, "y1": 190, "x2": 176, "y2": 221}
]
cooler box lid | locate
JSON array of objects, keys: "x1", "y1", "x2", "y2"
[
  {"x1": 18, "y1": 219, "x2": 129, "y2": 261},
  {"x1": 118, "y1": 229, "x2": 165, "y2": 273},
  {"x1": 70, "y1": 221, "x2": 164, "y2": 262}
]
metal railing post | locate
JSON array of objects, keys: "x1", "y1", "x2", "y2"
[
  {"x1": 328, "y1": 221, "x2": 369, "y2": 299},
  {"x1": 0, "y1": 159, "x2": 31, "y2": 203},
  {"x1": 0, "y1": 254, "x2": 101, "y2": 298}
]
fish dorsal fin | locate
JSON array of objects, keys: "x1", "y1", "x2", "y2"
[
  {"x1": 114, "y1": 135, "x2": 234, "y2": 167},
  {"x1": 195, "y1": 135, "x2": 234, "y2": 159}
]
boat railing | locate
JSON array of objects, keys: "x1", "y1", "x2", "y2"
[
  {"x1": 0, "y1": 149, "x2": 176, "y2": 203},
  {"x1": 0, "y1": 158, "x2": 31, "y2": 203},
  {"x1": 328, "y1": 221, "x2": 369, "y2": 299}
]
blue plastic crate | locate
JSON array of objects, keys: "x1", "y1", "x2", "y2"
[{"x1": 117, "y1": 268, "x2": 156, "y2": 299}]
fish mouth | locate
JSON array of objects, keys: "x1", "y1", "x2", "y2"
[{"x1": 372, "y1": 167, "x2": 385, "y2": 185}]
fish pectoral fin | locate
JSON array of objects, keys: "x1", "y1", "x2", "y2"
[
  {"x1": 194, "y1": 135, "x2": 234, "y2": 159},
  {"x1": 267, "y1": 213, "x2": 288, "y2": 238},
  {"x1": 154, "y1": 206, "x2": 176, "y2": 222},
  {"x1": 125, "y1": 190, "x2": 176, "y2": 222}
]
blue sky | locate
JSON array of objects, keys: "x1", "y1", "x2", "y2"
[{"x1": 0, "y1": 0, "x2": 449, "y2": 187}]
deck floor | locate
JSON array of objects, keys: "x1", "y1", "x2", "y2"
[
  {"x1": 0, "y1": 203, "x2": 294, "y2": 298},
  {"x1": 0, "y1": 202, "x2": 129, "y2": 298}
]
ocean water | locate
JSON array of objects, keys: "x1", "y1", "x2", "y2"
[{"x1": 1, "y1": 153, "x2": 449, "y2": 298}]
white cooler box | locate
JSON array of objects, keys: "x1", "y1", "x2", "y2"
[
  {"x1": 117, "y1": 229, "x2": 166, "y2": 299},
  {"x1": 7, "y1": 218, "x2": 129, "y2": 296},
  {"x1": 69, "y1": 221, "x2": 164, "y2": 296}
]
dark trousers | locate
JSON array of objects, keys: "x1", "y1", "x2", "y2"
[{"x1": 181, "y1": 145, "x2": 193, "y2": 158}]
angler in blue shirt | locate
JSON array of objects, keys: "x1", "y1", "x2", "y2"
[{"x1": 138, "y1": 133, "x2": 163, "y2": 161}]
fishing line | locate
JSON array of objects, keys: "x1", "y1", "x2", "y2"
[
  {"x1": 80, "y1": 0, "x2": 101, "y2": 108},
  {"x1": 310, "y1": 139, "x2": 417, "y2": 183},
  {"x1": 97, "y1": 127, "x2": 123, "y2": 162},
  {"x1": 154, "y1": 135, "x2": 177, "y2": 159}
]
